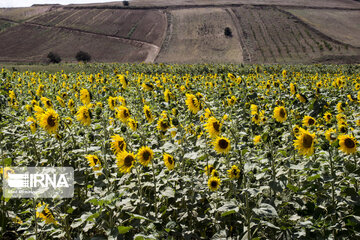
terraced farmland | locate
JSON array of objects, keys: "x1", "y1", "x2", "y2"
[{"x1": 231, "y1": 6, "x2": 357, "y2": 64}]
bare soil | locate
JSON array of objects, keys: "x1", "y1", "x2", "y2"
[
  {"x1": 286, "y1": 9, "x2": 360, "y2": 47},
  {"x1": 155, "y1": 8, "x2": 243, "y2": 64}
]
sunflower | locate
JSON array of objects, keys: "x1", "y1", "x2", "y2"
[
  {"x1": 347, "y1": 94, "x2": 357, "y2": 102},
  {"x1": 116, "y1": 106, "x2": 131, "y2": 123},
  {"x1": 325, "y1": 128, "x2": 337, "y2": 143},
  {"x1": 338, "y1": 124, "x2": 348, "y2": 134},
  {"x1": 227, "y1": 165, "x2": 241, "y2": 179},
  {"x1": 118, "y1": 74, "x2": 128, "y2": 89},
  {"x1": 108, "y1": 96, "x2": 118, "y2": 110},
  {"x1": 127, "y1": 118, "x2": 138, "y2": 131},
  {"x1": 36, "y1": 202, "x2": 57, "y2": 224},
  {"x1": 205, "y1": 165, "x2": 215, "y2": 176},
  {"x1": 163, "y1": 153, "x2": 175, "y2": 170},
  {"x1": 273, "y1": 106, "x2": 287, "y2": 123},
  {"x1": 34, "y1": 105, "x2": 44, "y2": 122},
  {"x1": 296, "y1": 93, "x2": 307, "y2": 103},
  {"x1": 76, "y1": 105, "x2": 91, "y2": 126},
  {"x1": 338, "y1": 135, "x2": 357, "y2": 154},
  {"x1": 110, "y1": 135, "x2": 126, "y2": 154},
  {"x1": 253, "y1": 135, "x2": 261, "y2": 145},
  {"x1": 157, "y1": 117, "x2": 170, "y2": 132},
  {"x1": 143, "y1": 105, "x2": 154, "y2": 123},
  {"x1": 293, "y1": 130, "x2": 316, "y2": 157},
  {"x1": 213, "y1": 136, "x2": 231, "y2": 154},
  {"x1": 323, "y1": 112, "x2": 332, "y2": 122},
  {"x1": 116, "y1": 151, "x2": 136, "y2": 173},
  {"x1": 137, "y1": 146, "x2": 153, "y2": 167},
  {"x1": 227, "y1": 96, "x2": 237, "y2": 106},
  {"x1": 250, "y1": 104, "x2": 258, "y2": 115},
  {"x1": 211, "y1": 169, "x2": 220, "y2": 177},
  {"x1": 39, "y1": 109, "x2": 59, "y2": 134},
  {"x1": 208, "y1": 176, "x2": 221, "y2": 191},
  {"x1": 142, "y1": 82, "x2": 154, "y2": 91},
  {"x1": 85, "y1": 154, "x2": 102, "y2": 175},
  {"x1": 292, "y1": 125, "x2": 302, "y2": 137},
  {"x1": 251, "y1": 113, "x2": 261, "y2": 125},
  {"x1": 302, "y1": 116, "x2": 316, "y2": 127},
  {"x1": 68, "y1": 99, "x2": 75, "y2": 112},
  {"x1": 40, "y1": 97, "x2": 53, "y2": 109},
  {"x1": 164, "y1": 89, "x2": 172, "y2": 102},
  {"x1": 204, "y1": 117, "x2": 221, "y2": 138},
  {"x1": 80, "y1": 88, "x2": 91, "y2": 105},
  {"x1": 0, "y1": 167, "x2": 14, "y2": 179},
  {"x1": 185, "y1": 94, "x2": 201, "y2": 114},
  {"x1": 336, "y1": 102, "x2": 346, "y2": 113},
  {"x1": 56, "y1": 96, "x2": 65, "y2": 108},
  {"x1": 26, "y1": 117, "x2": 37, "y2": 134}
]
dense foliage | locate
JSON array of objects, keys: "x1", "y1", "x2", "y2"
[{"x1": 0, "y1": 64, "x2": 360, "y2": 239}]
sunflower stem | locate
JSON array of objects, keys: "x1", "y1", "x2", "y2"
[
  {"x1": 135, "y1": 164, "x2": 143, "y2": 215},
  {"x1": 34, "y1": 198, "x2": 38, "y2": 240},
  {"x1": 353, "y1": 153, "x2": 358, "y2": 193},
  {"x1": 151, "y1": 159, "x2": 158, "y2": 219}
]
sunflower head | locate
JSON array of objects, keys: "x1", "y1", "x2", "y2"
[
  {"x1": 293, "y1": 130, "x2": 316, "y2": 157},
  {"x1": 80, "y1": 89, "x2": 91, "y2": 105},
  {"x1": 302, "y1": 116, "x2": 316, "y2": 127},
  {"x1": 185, "y1": 94, "x2": 201, "y2": 114},
  {"x1": 76, "y1": 105, "x2": 91, "y2": 126},
  {"x1": 116, "y1": 106, "x2": 131, "y2": 123},
  {"x1": 1, "y1": 167, "x2": 15, "y2": 180},
  {"x1": 36, "y1": 202, "x2": 57, "y2": 224},
  {"x1": 227, "y1": 165, "x2": 241, "y2": 179},
  {"x1": 116, "y1": 151, "x2": 136, "y2": 173},
  {"x1": 323, "y1": 112, "x2": 332, "y2": 122},
  {"x1": 338, "y1": 135, "x2": 357, "y2": 154},
  {"x1": 157, "y1": 117, "x2": 170, "y2": 132},
  {"x1": 296, "y1": 93, "x2": 307, "y2": 103},
  {"x1": 39, "y1": 109, "x2": 59, "y2": 134},
  {"x1": 137, "y1": 146, "x2": 153, "y2": 167},
  {"x1": 143, "y1": 105, "x2": 154, "y2": 123},
  {"x1": 208, "y1": 176, "x2": 221, "y2": 191},
  {"x1": 127, "y1": 118, "x2": 138, "y2": 131},
  {"x1": 253, "y1": 135, "x2": 261, "y2": 145},
  {"x1": 273, "y1": 106, "x2": 287, "y2": 123},
  {"x1": 27, "y1": 117, "x2": 37, "y2": 134},
  {"x1": 204, "y1": 117, "x2": 221, "y2": 138},
  {"x1": 163, "y1": 153, "x2": 175, "y2": 170},
  {"x1": 213, "y1": 136, "x2": 231, "y2": 154},
  {"x1": 325, "y1": 128, "x2": 337, "y2": 143},
  {"x1": 110, "y1": 135, "x2": 126, "y2": 154},
  {"x1": 85, "y1": 154, "x2": 102, "y2": 175}
]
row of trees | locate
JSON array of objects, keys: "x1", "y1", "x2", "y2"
[{"x1": 47, "y1": 51, "x2": 91, "y2": 64}]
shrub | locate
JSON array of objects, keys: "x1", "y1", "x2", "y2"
[
  {"x1": 75, "y1": 51, "x2": 91, "y2": 63},
  {"x1": 47, "y1": 52, "x2": 61, "y2": 64},
  {"x1": 224, "y1": 27, "x2": 232, "y2": 37}
]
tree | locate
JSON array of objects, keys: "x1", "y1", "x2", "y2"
[
  {"x1": 47, "y1": 52, "x2": 61, "y2": 63},
  {"x1": 75, "y1": 51, "x2": 91, "y2": 63},
  {"x1": 224, "y1": 27, "x2": 233, "y2": 38}
]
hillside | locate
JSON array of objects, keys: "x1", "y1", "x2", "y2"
[{"x1": 0, "y1": 0, "x2": 359, "y2": 64}]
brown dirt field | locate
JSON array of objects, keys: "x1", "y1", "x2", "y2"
[
  {"x1": 73, "y1": 0, "x2": 360, "y2": 9},
  {"x1": 231, "y1": 5, "x2": 360, "y2": 64},
  {"x1": 286, "y1": 9, "x2": 360, "y2": 47},
  {"x1": 0, "y1": 6, "x2": 53, "y2": 21},
  {"x1": 0, "y1": 24, "x2": 150, "y2": 63},
  {"x1": 0, "y1": 19, "x2": 15, "y2": 32},
  {"x1": 155, "y1": 8, "x2": 243, "y2": 64},
  {"x1": 28, "y1": 8, "x2": 166, "y2": 46}
]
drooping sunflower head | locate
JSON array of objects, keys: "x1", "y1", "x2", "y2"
[
  {"x1": 1, "y1": 167, "x2": 15, "y2": 180},
  {"x1": 325, "y1": 128, "x2": 337, "y2": 143},
  {"x1": 273, "y1": 106, "x2": 287, "y2": 123},
  {"x1": 137, "y1": 146, "x2": 153, "y2": 167},
  {"x1": 36, "y1": 202, "x2": 57, "y2": 224},
  {"x1": 185, "y1": 94, "x2": 201, "y2": 114},
  {"x1": 205, "y1": 165, "x2": 215, "y2": 176},
  {"x1": 39, "y1": 108, "x2": 59, "y2": 134},
  {"x1": 56, "y1": 96, "x2": 66, "y2": 108},
  {"x1": 323, "y1": 112, "x2": 332, "y2": 122},
  {"x1": 80, "y1": 88, "x2": 91, "y2": 105},
  {"x1": 76, "y1": 105, "x2": 91, "y2": 126},
  {"x1": 108, "y1": 96, "x2": 118, "y2": 110},
  {"x1": 110, "y1": 135, "x2": 126, "y2": 154},
  {"x1": 68, "y1": 99, "x2": 75, "y2": 111},
  {"x1": 85, "y1": 154, "x2": 102, "y2": 175},
  {"x1": 251, "y1": 113, "x2": 261, "y2": 125},
  {"x1": 157, "y1": 117, "x2": 170, "y2": 132},
  {"x1": 115, "y1": 106, "x2": 131, "y2": 123},
  {"x1": 116, "y1": 151, "x2": 136, "y2": 173},
  {"x1": 293, "y1": 130, "x2": 316, "y2": 157},
  {"x1": 302, "y1": 116, "x2": 316, "y2": 127},
  {"x1": 163, "y1": 153, "x2": 175, "y2": 170},
  {"x1": 296, "y1": 93, "x2": 307, "y2": 103},
  {"x1": 253, "y1": 135, "x2": 261, "y2": 145},
  {"x1": 227, "y1": 165, "x2": 241, "y2": 180},
  {"x1": 336, "y1": 102, "x2": 346, "y2": 113},
  {"x1": 338, "y1": 124, "x2": 348, "y2": 134},
  {"x1": 143, "y1": 105, "x2": 154, "y2": 123},
  {"x1": 208, "y1": 176, "x2": 221, "y2": 191},
  {"x1": 41, "y1": 97, "x2": 53, "y2": 109},
  {"x1": 338, "y1": 135, "x2": 357, "y2": 154},
  {"x1": 213, "y1": 136, "x2": 231, "y2": 154},
  {"x1": 127, "y1": 118, "x2": 138, "y2": 131},
  {"x1": 26, "y1": 117, "x2": 37, "y2": 134},
  {"x1": 204, "y1": 117, "x2": 221, "y2": 138}
]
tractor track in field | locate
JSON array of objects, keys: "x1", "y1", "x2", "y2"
[{"x1": 19, "y1": 20, "x2": 160, "y2": 63}]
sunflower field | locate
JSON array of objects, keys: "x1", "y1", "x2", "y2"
[{"x1": 0, "y1": 64, "x2": 360, "y2": 239}]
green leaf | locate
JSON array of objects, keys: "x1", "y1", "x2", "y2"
[
  {"x1": 253, "y1": 203, "x2": 278, "y2": 218},
  {"x1": 287, "y1": 184, "x2": 299, "y2": 193},
  {"x1": 307, "y1": 174, "x2": 320, "y2": 182},
  {"x1": 221, "y1": 209, "x2": 236, "y2": 217},
  {"x1": 117, "y1": 226, "x2": 133, "y2": 234}
]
